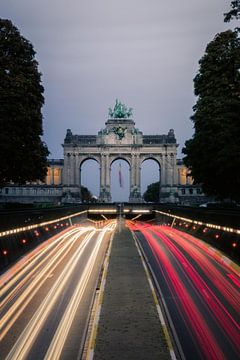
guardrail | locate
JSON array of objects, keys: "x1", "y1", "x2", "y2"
[
  {"x1": 155, "y1": 210, "x2": 240, "y2": 263},
  {"x1": 0, "y1": 210, "x2": 87, "y2": 271}
]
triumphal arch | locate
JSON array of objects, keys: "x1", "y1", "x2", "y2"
[{"x1": 62, "y1": 100, "x2": 178, "y2": 202}]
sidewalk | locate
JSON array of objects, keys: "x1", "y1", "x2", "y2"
[{"x1": 93, "y1": 222, "x2": 171, "y2": 360}]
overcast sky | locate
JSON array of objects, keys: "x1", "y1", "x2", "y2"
[{"x1": 0, "y1": 1, "x2": 236, "y2": 200}]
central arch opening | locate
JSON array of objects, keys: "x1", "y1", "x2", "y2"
[{"x1": 110, "y1": 158, "x2": 130, "y2": 202}]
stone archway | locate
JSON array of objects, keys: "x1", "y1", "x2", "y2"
[
  {"x1": 141, "y1": 157, "x2": 161, "y2": 201},
  {"x1": 79, "y1": 157, "x2": 100, "y2": 201},
  {"x1": 110, "y1": 157, "x2": 130, "y2": 202},
  {"x1": 62, "y1": 101, "x2": 178, "y2": 203}
]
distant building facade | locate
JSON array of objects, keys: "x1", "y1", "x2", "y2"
[{"x1": 0, "y1": 102, "x2": 206, "y2": 205}]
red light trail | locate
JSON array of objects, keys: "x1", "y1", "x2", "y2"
[{"x1": 129, "y1": 222, "x2": 240, "y2": 360}]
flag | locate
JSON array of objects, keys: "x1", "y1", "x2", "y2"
[{"x1": 119, "y1": 162, "x2": 123, "y2": 188}]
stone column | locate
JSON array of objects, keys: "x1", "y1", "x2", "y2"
[
  {"x1": 79, "y1": 167, "x2": 82, "y2": 202},
  {"x1": 158, "y1": 167, "x2": 161, "y2": 202},
  {"x1": 67, "y1": 154, "x2": 71, "y2": 186},
  {"x1": 75, "y1": 156, "x2": 80, "y2": 186},
  {"x1": 100, "y1": 154, "x2": 105, "y2": 190},
  {"x1": 99, "y1": 154, "x2": 111, "y2": 202},
  {"x1": 106, "y1": 155, "x2": 110, "y2": 189},
  {"x1": 161, "y1": 154, "x2": 166, "y2": 185},
  {"x1": 70, "y1": 154, "x2": 75, "y2": 185},
  {"x1": 106, "y1": 155, "x2": 111, "y2": 202},
  {"x1": 130, "y1": 154, "x2": 135, "y2": 190},
  {"x1": 129, "y1": 154, "x2": 142, "y2": 202},
  {"x1": 136, "y1": 155, "x2": 141, "y2": 193},
  {"x1": 165, "y1": 154, "x2": 173, "y2": 186}
]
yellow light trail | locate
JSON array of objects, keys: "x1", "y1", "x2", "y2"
[
  {"x1": 6, "y1": 222, "x2": 116, "y2": 360},
  {"x1": 45, "y1": 229, "x2": 108, "y2": 360},
  {"x1": 0, "y1": 227, "x2": 88, "y2": 301},
  {"x1": 5, "y1": 230, "x2": 97, "y2": 360},
  {"x1": 0, "y1": 228, "x2": 92, "y2": 341}
]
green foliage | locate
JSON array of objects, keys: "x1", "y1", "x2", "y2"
[
  {"x1": 143, "y1": 181, "x2": 159, "y2": 202},
  {"x1": 183, "y1": 30, "x2": 240, "y2": 201},
  {"x1": 224, "y1": 1, "x2": 240, "y2": 22},
  {"x1": 0, "y1": 19, "x2": 49, "y2": 186},
  {"x1": 81, "y1": 186, "x2": 93, "y2": 202}
]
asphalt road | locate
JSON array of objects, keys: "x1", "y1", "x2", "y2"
[
  {"x1": 130, "y1": 223, "x2": 240, "y2": 360},
  {"x1": 0, "y1": 222, "x2": 115, "y2": 360}
]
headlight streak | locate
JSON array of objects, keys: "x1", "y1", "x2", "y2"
[
  {"x1": 44, "y1": 229, "x2": 108, "y2": 360},
  {"x1": 0, "y1": 228, "x2": 92, "y2": 341},
  {"x1": 5, "y1": 229, "x2": 98, "y2": 360},
  {"x1": 0, "y1": 227, "x2": 87, "y2": 300}
]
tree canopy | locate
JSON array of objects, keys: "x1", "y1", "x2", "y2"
[
  {"x1": 143, "y1": 181, "x2": 159, "y2": 202},
  {"x1": 81, "y1": 186, "x2": 93, "y2": 202},
  {"x1": 0, "y1": 19, "x2": 49, "y2": 186},
  {"x1": 183, "y1": 30, "x2": 240, "y2": 201},
  {"x1": 224, "y1": 1, "x2": 240, "y2": 23}
]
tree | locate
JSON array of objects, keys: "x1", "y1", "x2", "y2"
[
  {"x1": 81, "y1": 186, "x2": 93, "y2": 202},
  {"x1": 224, "y1": 1, "x2": 240, "y2": 22},
  {"x1": 143, "y1": 181, "x2": 159, "y2": 202},
  {"x1": 0, "y1": 19, "x2": 49, "y2": 186},
  {"x1": 183, "y1": 30, "x2": 240, "y2": 201}
]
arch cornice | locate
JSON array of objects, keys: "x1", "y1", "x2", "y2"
[
  {"x1": 109, "y1": 155, "x2": 132, "y2": 167},
  {"x1": 140, "y1": 154, "x2": 162, "y2": 168},
  {"x1": 78, "y1": 155, "x2": 100, "y2": 168}
]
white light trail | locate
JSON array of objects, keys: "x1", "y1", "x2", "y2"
[
  {"x1": 5, "y1": 230, "x2": 97, "y2": 360},
  {"x1": 0, "y1": 227, "x2": 87, "y2": 299},
  {"x1": 0, "y1": 228, "x2": 92, "y2": 341},
  {"x1": 45, "y1": 230, "x2": 107, "y2": 360}
]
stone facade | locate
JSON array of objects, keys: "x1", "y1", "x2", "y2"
[
  {"x1": 62, "y1": 118, "x2": 179, "y2": 202},
  {"x1": 0, "y1": 115, "x2": 205, "y2": 205}
]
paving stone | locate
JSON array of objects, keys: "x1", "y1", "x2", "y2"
[{"x1": 94, "y1": 224, "x2": 171, "y2": 360}]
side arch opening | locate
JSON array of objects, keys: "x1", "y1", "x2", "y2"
[
  {"x1": 141, "y1": 158, "x2": 160, "y2": 202},
  {"x1": 80, "y1": 158, "x2": 100, "y2": 202}
]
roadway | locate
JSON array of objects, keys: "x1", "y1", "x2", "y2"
[
  {"x1": 0, "y1": 222, "x2": 115, "y2": 360},
  {"x1": 129, "y1": 222, "x2": 240, "y2": 360}
]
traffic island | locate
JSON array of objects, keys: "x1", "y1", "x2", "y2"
[{"x1": 93, "y1": 222, "x2": 171, "y2": 360}]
